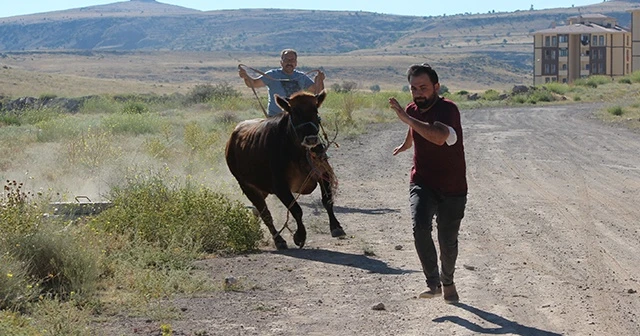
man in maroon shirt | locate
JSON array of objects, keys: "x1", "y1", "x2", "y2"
[{"x1": 389, "y1": 63, "x2": 467, "y2": 304}]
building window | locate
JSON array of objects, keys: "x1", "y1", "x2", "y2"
[
  {"x1": 559, "y1": 34, "x2": 568, "y2": 43},
  {"x1": 552, "y1": 36, "x2": 557, "y2": 46},
  {"x1": 544, "y1": 64, "x2": 550, "y2": 74},
  {"x1": 559, "y1": 48, "x2": 568, "y2": 57},
  {"x1": 551, "y1": 64, "x2": 556, "y2": 73},
  {"x1": 585, "y1": 64, "x2": 590, "y2": 70},
  {"x1": 545, "y1": 36, "x2": 550, "y2": 46},
  {"x1": 551, "y1": 50, "x2": 556, "y2": 60},
  {"x1": 562, "y1": 64, "x2": 567, "y2": 70},
  {"x1": 545, "y1": 78, "x2": 550, "y2": 83},
  {"x1": 581, "y1": 34, "x2": 590, "y2": 46},
  {"x1": 599, "y1": 63, "x2": 604, "y2": 74},
  {"x1": 562, "y1": 78, "x2": 567, "y2": 83},
  {"x1": 599, "y1": 35, "x2": 604, "y2": 46}
]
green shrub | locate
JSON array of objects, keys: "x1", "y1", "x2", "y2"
[
  {"x1": 0, "y1": 113, "x2": 21, "y2": 126},
  {"x1": 456, "y1": 90, "x2": 469, "y2": 95},
  {"x1": 618, "y1": 77, "x2": 632, "y2": 84},
  {"x1": 528, "y1": 90, "x2": 555, "y2": 103},
  {"x1": 607, "y1": 105, "x2": 624, "y2": 116},
  {"x1": 629, "y1": 71, "x2": 640, "y2": 83},
  {"x1": 93, "y1": 174, "x2": 263, "y2": 253},
  {"x1": 122, "y1": 101, "x2": 149, "y2": 114},
  {"x1": 0, "y1": 253, "x2": 40, "y2": 311},
  {"x1": 7, "y1": 226, "x2": 101, "y2": 299},
  {"x1": 185, "y1": 83, "x2": 240, "y2": 105},
  {"x1": 543, "y1": 82, "x2": 570, "y2": 95},
  {"x1": 101, "y1": 112, "x2": 161, "y2": 135},
  {"x1": 369, "y1": 84, "x2": 381, "y2": 93},
  {"x1": 80, "y1": 95, "x2": 120, "y2": 114},
  {"x1": 574, "y1": 78, "x2": 597, "y2": 88},
  {"x1": 481, "y1": 89, "x2": 501, "y2": 101}
]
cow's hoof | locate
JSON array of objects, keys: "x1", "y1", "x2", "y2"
[
  {"x1": 274, "y1": 236, "x2": 288, "y2": 250},
  {"x1": 293, "y1": 231, "x2": 306, "y2": 248},
  {"x1": 331, "y1": 227, "x2": 346, "y2": 238}
]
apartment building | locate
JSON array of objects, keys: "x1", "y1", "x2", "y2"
[
  {"x1": 533, "y1": 14, "x2": 632, "y2": 85},
  {"x1": 632, "y1": 9, "x2": 640, "y2": 72}
]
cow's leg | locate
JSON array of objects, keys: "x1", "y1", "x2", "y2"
[
  {"x1": 240, "y1": 184, "x2": 287, "y2": 250},
  {"x1": 273, "y1": 190, "x2": 306, "y2": 248},
  {"x1": 320, "y1": 178, "x2": 346, "y2": 238}
]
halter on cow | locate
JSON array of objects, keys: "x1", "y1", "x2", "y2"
[{"x1": 225, "y1": 90, "x2": 346, "y2": 249}]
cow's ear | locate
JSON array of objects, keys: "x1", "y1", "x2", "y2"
[
  {"x1": 315, "y1": 90, "x2": 326, "y2": 108},
  {"x1": 275, "y1": 94, "x2": 291, "y2": 113}
]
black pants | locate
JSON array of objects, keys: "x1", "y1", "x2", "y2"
[{"x1": 410, "y1": 183, "x2": 466, "y2": 288}]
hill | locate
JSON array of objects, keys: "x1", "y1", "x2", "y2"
[{"x1": 1, "y1": 0, "x2": 640, "y2": 93}]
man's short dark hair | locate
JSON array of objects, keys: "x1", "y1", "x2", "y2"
[{"x1": 407, "y1": 63, "x2": 439, "y2": 84}]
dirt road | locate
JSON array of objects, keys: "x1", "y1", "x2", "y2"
[{"x1": 106, "y1": 103, "x2": 640, "y2": 335}]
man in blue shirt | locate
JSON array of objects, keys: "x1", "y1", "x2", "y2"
[{"x1": 238, "y1": 49, "x2": 325, "y2": 116}]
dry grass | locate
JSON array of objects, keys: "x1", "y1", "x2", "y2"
[{"x1": 1, "y1": 51, "x2": 531, "y2": 99}]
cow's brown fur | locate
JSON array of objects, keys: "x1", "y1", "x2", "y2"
[{"x1": 225, "y1": 90, "x2": 345, "y2": 249}]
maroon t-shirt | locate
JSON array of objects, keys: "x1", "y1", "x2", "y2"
[{"x1": 407, "y1": 97, "x2": 468, "y2": 196}]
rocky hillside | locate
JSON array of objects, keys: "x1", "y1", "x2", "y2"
[{"x1": 1, "y1": 0, "x2": 639, "y2": 54}]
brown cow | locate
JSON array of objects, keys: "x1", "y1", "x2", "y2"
[{"x1": 225, "y1": 90, "x2": 346, "y2": 249}]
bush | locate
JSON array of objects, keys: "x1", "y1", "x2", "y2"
[
  {"x1": 93, "y1": 174, "x2": 263, "y2": 253},
  {"x1": 481, "y1": 89, "x2": 501, "y2": 101},
  {"x1": 0, "y1": 253, "x2": 40, "y2": 311},
  {"x1": 543, "y1": 82, "x2": 570, "y2": 95},
  {"x1": 184, "y1": 83, "x2": 240, "y2": 105},
  {"x1": 527, "y1": 90, "x2": 555, "y2": 103},
  {"x1": 331, "y1": 81, "x2": 358, "y2": 93},
  {"x1": 438, "y1": 84, "x2": 449, "y2": 95},
  {"x1": 369, "y1": 84, "x2": 381, "y2": 93},
  {"x1": 1, "y1": 180, "x2": 100, "y2": 305},
  {"x1": 607, "y1": 105, "x2": 624, "y2": 116},
  {"x1": 7, "y1": 227, "x2": 101, "y2": 299},
  {"x1": 122, "y1": 101, "x2": 149, "y2": 114}
]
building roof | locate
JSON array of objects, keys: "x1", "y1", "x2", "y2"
[
  {"x1": 535, "y1": 23, "x2": 629, "y2": 35},
  {"x1": 567, "y1": 14, "x2": 611, "y2": 20}
]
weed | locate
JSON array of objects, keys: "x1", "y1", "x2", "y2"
[{"x1": 607, "y1": 106, "x2": 624, "y2": 116}]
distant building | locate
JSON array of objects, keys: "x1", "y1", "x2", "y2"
[
  {"x1": 533, "y1": 14, "x2": 632, "y2": 85},
  {"x1": 631, "y1": 9, "x2": 640, "y2": 72}
]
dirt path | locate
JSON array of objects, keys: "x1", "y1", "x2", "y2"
[{"x1": 106, "y1": 103, "x2": 640, "y2": 335}]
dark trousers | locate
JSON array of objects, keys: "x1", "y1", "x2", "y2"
[{"x1": 410, "y1": 183, "x2": 466, "y2": 288}]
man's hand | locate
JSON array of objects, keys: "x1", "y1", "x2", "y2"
[
  {"x1": 238, "y1": 65, "x2": 249, "y2": 80},
  {"x1": 389, "y1": 97, "x2": 409, "y2": 123}
]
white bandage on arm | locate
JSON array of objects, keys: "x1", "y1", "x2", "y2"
[{"x1": 445, "y1": 125, "x2": 457, "y2": 146}]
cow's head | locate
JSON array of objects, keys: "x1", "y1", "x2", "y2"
[{"x1": 276, "y1": 90, "x2": 326, "y2": 150}]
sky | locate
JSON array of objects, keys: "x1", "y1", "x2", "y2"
[{"x1": 0, "y1": 0, "x2": 601, "y2": 19}]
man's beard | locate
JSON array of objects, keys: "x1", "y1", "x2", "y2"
[{"x1": 414, "y1": 94, "x2": 438, "y2": 109}]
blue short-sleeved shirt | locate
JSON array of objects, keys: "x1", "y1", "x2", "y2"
[{"x1": 260, "y1": 69, "x2": 314, "y2": 116}]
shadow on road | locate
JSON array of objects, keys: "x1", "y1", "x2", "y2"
[
  {"x1": 272, "y1": 248, "x2": 416, "y2": 275},
  {"x1": 297, "y1": 201, "x2": 400, "y2": 216},
  {"x1": 433, "y1": 302, "x2": 562, "y2": 335}
]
